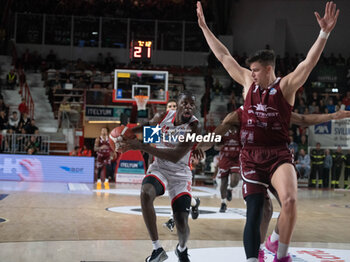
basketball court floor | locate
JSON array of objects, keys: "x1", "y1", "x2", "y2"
[{"x1": 0, "y1": 180, "x2": 349, "y2": 262}]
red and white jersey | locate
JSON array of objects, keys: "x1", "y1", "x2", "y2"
[
  {"x1": 153, "y1": 110, "x2": 198, "y2": 174},
  {"x1": 240, "y1": 78, "x2": 292, "y2": 147}
]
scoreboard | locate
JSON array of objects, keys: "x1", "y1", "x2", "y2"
[{"x1": 130, "y1": 40, "x2": 152, "y2": 63}]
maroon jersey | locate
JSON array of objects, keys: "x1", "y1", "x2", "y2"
[
  {"x1": 218, "y1": 127, "x2": 241, "y2": 169},
  {"x1": 240, "y1": 78, "x2": 292, "y2": 147},
  {"x1": 96, "y1": 136, "x2": 112, "y2": 168}
]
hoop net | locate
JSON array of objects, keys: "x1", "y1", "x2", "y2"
[{"x1": 134, "y1": 95, "x2": 149, "y2": 111}]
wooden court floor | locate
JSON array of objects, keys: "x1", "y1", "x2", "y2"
[{"x1": 0, "y1": 182, "x2": 349, "y2": 262}]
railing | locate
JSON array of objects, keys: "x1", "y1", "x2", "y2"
[
  {"x1": 0, "y1": 134, "x2": 50, "y2": 155},
  {"x1": 13, "y1": 13, "x2": 211, "y2": 52},
  {"x1": 10, "y1": 40, "x2": 35, "y2": 119}
]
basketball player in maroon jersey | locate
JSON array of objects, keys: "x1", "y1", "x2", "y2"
[
  {"x1": 215, "y1": 126, "x2": 241, "y2": 213},
  {"x1": 197, "y1": 2, "x2": 339, "y2": 260},
  {"x1": 195, "y1": 107, "x2": 350, "y2": 261},
  {"x1": 94, "y1": 127, "x2": 112, "y2": 189}
]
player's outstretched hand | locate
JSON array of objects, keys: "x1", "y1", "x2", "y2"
[
  {"x1": 196, "y1": 1, "x2": 207, "y2": 29},
  {"x1": 332, "y1": 110, "x2": 350, "y2": 120},
  {"x1": 315, "y1": 1, "x2": 339, "y2": 33},
  {"x1": 192, "y1": 148, "x2": 205, "y2": 160}
]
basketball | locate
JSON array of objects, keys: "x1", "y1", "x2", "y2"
[{"x1": 109, "y1": 125, "x2": 136, "y2": 152}]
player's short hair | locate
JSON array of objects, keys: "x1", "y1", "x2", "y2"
[
  {"x1": 167, "y1": 99, "x2": 177, "y2": 105},
  {"x1": 246, "y1": 49, "x2": 276, "y2": 67},
  {"x1": 178, "y1": 91, "x2": 196, "y2": 102}
]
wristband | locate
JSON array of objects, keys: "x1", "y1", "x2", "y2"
[{"x1": 319, "y1": 29, "x2": 330, "y2": 39}]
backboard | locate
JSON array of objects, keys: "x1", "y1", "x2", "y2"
[{"x1": 113, "y1": 69, "x2": 168, "y2": 104}]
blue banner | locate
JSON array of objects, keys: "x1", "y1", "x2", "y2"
[{"x1": 0, "y1": 154, "x2": 95, "y2": 183}]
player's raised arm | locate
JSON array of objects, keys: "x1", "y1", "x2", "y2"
[
  {"x1": 281, "y1": 1, "x2": 339, "y2": 100},
  {"x1": 291, "y1": 110, "x2": 350, "y2": 127},
  {"x1": 196, "y1": 1, "x2": 252, "y2": 94}
]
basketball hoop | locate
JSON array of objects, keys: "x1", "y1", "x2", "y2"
[{"x1": 134, "y1": 95, "x2": 149, "y2": 111}]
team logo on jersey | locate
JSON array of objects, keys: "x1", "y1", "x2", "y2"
[
  {"x1": 314, "y1": 121, "x2": 332, "y2": 134},
  {"x1": 143, "y1": 125, "x2": 161, "y2": 143},
  {"x1": 269, "y1": 88, "x2": 277, "y2": 95}
]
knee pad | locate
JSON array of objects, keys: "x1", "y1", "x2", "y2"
[
  {"x1": 142, "y1": 175, "x2": 165, "y2": 196},
  {"x1": 172, "y1": 194, "x2": 191, "y2": 213}
]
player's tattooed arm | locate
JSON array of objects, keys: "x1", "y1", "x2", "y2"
[
  {"x1": 291, "y1": 110, "x2": 350, "y2": 127},
  {"x1": 131, "y1": 111, "x2": 168, "y2": 134}
]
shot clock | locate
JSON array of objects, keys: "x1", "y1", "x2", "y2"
[{"x1": 130, "y1": 40, "x2": 152, "y2": 63}]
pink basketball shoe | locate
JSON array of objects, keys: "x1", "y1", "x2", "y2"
[
  {"x1": 258, "y1": 249, "x2": 266, "y2": 262},
  {"x1": 273, "y1": 254, "x2": 292, "y2": 262},
  {"x1": 265, "y1": 235, "x2": 279, "y2": 253}
]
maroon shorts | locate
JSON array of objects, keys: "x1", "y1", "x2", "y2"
[{"x1": 240, "y1": 145, "x2": 295, "y2": 199}]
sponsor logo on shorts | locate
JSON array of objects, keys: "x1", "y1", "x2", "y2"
[{"x1": 243, "y1": 170, "x2": 256, "y2": 175}]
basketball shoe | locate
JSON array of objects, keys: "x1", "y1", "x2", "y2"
[
  {"x1": 96, "y1": 179, "x2": 102, "y2": 190},
  {"x1": 163, "y1": 218, "x2": 175, "y2": 232},
  {"x1": 258, "y1": 249, "x2": 266, "y2": 262},
  {"x1": 145, "y1": 247, "x2": 168, "y2": 262},
  {"x1": 175, "y1": 244, "x2": 190, "y2": 262},
  {"x1": 273, "y1": 254, "x2": 292, "y2": 262},
  {"x1": 265, "y1": 235, "x2": 278, "y2": 253},
  {"x1": 191, "y1": 197, "x2": 200, "y2": 220}
]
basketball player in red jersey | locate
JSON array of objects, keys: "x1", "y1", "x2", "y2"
[
  {"x1": 121, "y1": 92, "x2": 200, "y2": 262},
  {"x1": 197, "y1": 2, "x2": 339, "y2": 261},
  {"x1": 195, "y1": 107, "x2": 350, "y2": 262},
  {"x1": 94, "y1": 127, "x2": 112, "y2": 190}
]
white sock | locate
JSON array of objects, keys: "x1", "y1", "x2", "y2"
[
  {"x1": 247, "y1": 258, "x2": 258, "y2": 262},
  {"x1": 277, "y1": 242, "x2": 289, "y2": 259},
  {"x1": 271, "y1": 230, "x2": 279, "y2": 242},
  {"x1": 105, "y1": 178, "x2": 109, "y2": 183},
  {"x1": 191, "y1": 197, "x2": 196, "y2": 207},
  {"x1": 152, "y1": 240, "x2": 161, "y2": 250},
  {"x1": 227, "y1": 186, "x2": 233, "y2": 190},
  {"x1": 259, "y1": 244, "x2": 264, "y2": 250},
  {"x1": 97, "y1": 179, "x2": 101, "y2": 183},
  {"x1": 177, "y1": 244, "x2": 187, "y2": 252},
  {"x1": 221, "y1": 199, "x2": 227, "y2": 204}
]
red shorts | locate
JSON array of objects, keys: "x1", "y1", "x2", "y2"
[
  {"x1": 240, "y1": 145, "x2": 295, "y2": 199},
  {"x1": 217, "y1": 166, "x2": 240, "y2": 178}
]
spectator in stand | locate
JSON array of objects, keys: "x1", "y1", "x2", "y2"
[
  {"x1": 342, "y1": 91, "x2": 350, "y2": 110},
  {"x1": 18, "y1": 98, "x2": 29, "y2": 116},
  {"x1": 0, "y1": 110, "x2": 8, "y2": 131},
  {"x1": 308, "y1": 101, "x2": 317, "y2": 114},
  {"x1": 80, "y1": 145, "x2": 92, "y2": 157},
  {"x1": 295, "y1": 149, "x2": 311, "y2": 179},
  {"x1": 326, "y1": 97, "x2": 336, "y2": 113},
  {"x1": 298, "y1": 135, "x2": 308, "y2": 154},
  {"x1": 70, "y1": 146, "x2": 80, "y2": 156},
  {"x1": 297, "y1": 98, "x2": 306, "y2": 114},
  {"x1": 288, "y1": 135, "x2": 298, "y2": 160},
  {"x1": 6, "y1": 69, "x2": 17, "y2": 89},
  {"x1": 22, "y1": 49, "x2": 31, "y2": 71},
  {"x1": 18, "y1": 112, "x2": 31, "y2": 133},
  {"x1": 0, "y1": 98, "x2": 9, "y2": 115},
  {"x1": 309, "y1": 91, "x2": 320, "y2": 106},
  {"x1": 25, "y1": 119, "x2": 39, "y2": 134},
  {"x1": 8, "y1": 111, "x2": 20, "y2": 132},
  {"x1": 57, "y1": 98, "x2": 71, "y2": 129},
  {"x1": 323, "y1": 149, "x2": 332, "y2": 188},
  {"x1": 331, "y1": 146, "x2": 345, "y2": 189},
  {"x1": 319, "y1": 99, "x2": 326, "y2": 113},
  {"x1": 25, "y1": 135, "x2": 40, "y2": 154}
]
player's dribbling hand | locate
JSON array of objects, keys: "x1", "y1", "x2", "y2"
[
  {"x1": 196, "y1": 1, "x2": 207, "y2": 29},
  {"x1": 314, "y1": 1, "x2": 340, "y2": 33},
  {"x1": 192, "y1": 148, "x2": 205, "y2": 160},
  {"x1": 119, "y1": 139, "x2": 142, "y2": 152}
]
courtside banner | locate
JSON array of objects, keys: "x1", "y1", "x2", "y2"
[
  {"x1": 0, "y1": 154, "x2": 94, "y2": 182},
  {"x1": 309, "y1": 118, "x2": 350, "y2": 147}
]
